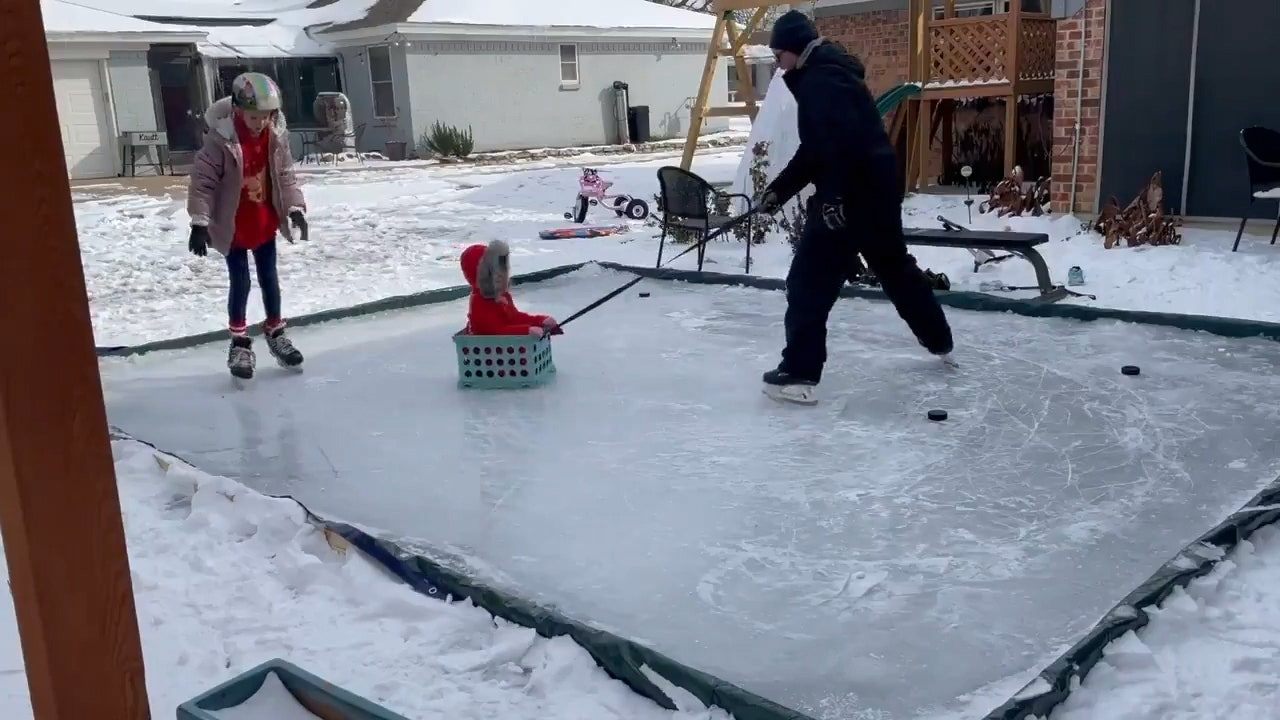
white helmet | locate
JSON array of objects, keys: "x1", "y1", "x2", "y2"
[{"x1": 230, "y1": 72, "x2": 282, "y2": 112}]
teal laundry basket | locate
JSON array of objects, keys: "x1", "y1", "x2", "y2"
[{"x1": 454, "y1": 330, "x2": 556, "y2": 389}]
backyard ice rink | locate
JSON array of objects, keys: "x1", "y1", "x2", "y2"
[{"x1": 98, "y1": 268, "x2": 1280, "y2": 719}]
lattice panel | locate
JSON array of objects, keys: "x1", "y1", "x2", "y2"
[
  {"x1": 929, "y1": 19, "x2": 1009, "y2": 83},
  {"x1": 1018, "y1": 18, "x2": 1057, "y2": 81}
]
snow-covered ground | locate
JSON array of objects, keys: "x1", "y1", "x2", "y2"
[
  {"x1": 77, "y1": 146, "x2": 1280, "y2": 347},
  {"x1": 0, "y1": 438, "x2": 732, "y2": 720}
]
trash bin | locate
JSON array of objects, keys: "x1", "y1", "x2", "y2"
[
  {"x1": 628, "y1": 106, "x2": 650, "y2": 145},
  {"x1": 383, "y1": 140, "x2": 407, "y2": 161}
]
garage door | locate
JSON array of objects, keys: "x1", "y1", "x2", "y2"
[{"x1": 51, "y1": 60, "x2": 113, "y2": 180}]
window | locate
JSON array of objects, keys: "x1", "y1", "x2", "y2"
[
  {"x1": 367, "y1": 45, "x2": 397, "y2": 118},
  {"x1": 727, "y1": 64, "x2": 739, "y2": 103},
  {"x1": 559, "y1": 44, "x2": 579, "y2": 86},
  {"x1": 214, "y1": 57, "x2": 341, "y2": 129}
]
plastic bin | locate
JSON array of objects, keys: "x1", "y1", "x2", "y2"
[
  {"x1": 627, "y1": 106, "x2": 651, "y2": 144},
  {"x1": 176, "y1": 658, "x2": 408, "y2": 720},
  {"x1": 454, "y1": 330, "x2": 556, "y2": 389}
]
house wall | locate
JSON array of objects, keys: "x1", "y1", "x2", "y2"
[
  {"x1": 337, "y1": 44, "x2": 414, "y2": 156},
  {"x1": 107, "y1": 50, "x2": 164, "y2": 171},
  {"x1": 1050, "y1": 0, "x2": 1107, "y2": 214},
  {"x1": 400, "y1": 40, "x2": 727, "y2": 154}
]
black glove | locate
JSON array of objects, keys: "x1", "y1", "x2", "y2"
[
  {"x1": 821, "y1": 199, "x2": 847, "y2": 231},
  {"x1": 289, "y1": 211, "x2": 309, "y2": 242},
  {"x1": 188, "y1": 225, "x2": 209, "y2": 257},
  {"x1": 756, "y1": 189, "x2": 781, "y2": 214}
]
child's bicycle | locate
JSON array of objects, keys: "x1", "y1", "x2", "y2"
[{"x1": 563, "y1": 168, "x2": 650, "y2": 224}]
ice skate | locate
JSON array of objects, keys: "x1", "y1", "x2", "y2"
[
  {"x1": 935, "y1": 352, "x2": 960, "y2": 369},
  {"x1": 762, "y1": 368, "x2": 819, "y2": 405},
  {"x1": 227, "y1": 335, "x2": 255, "y2": 384},
  {"x1": 264, "y1": 325, "x2": 304, "y2": 371}
]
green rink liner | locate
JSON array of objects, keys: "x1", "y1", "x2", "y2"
[
  {"x1": 983, "y1": 472, "x2": 1280, "y2": 719},
  {"x1": 107, "y1": 427, "x2": 812, "y2": 720},
  {"x1": 94, "y1": 263, "x2": 589, "y2": 358},
  {"x1": 102, "y1": 261, "x2": 1280, "y2": 718}
]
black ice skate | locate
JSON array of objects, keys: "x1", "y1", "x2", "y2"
[
  {"x1": 264, "y1": 326, "x2": 304, "y2": 370},
  {"x1": 227, "y1": 335, "x2": 255, "y2": 381},
  {"x1": 762, "y1": 368, "x2": 818, "y2": 405}
]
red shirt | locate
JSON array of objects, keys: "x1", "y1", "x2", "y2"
[{"x1": 231, "y1": 114, "x2": 279, "y2": 251}]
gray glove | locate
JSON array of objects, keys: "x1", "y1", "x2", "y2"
[{"x1": 755, "y1": 189, "x2": 782, "y2": 214}]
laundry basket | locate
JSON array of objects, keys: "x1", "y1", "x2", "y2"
[{"x1": 453, "y1": 330, "x2": 556, "y2": 389}]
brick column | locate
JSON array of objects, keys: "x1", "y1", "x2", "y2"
[{"x1": 1051, "y1": 0, "x2": 1107, "y2": 214}]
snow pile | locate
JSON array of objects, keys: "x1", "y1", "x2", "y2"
[
  {"x1": 0, "y1": 438, "x2": 733, "y2": 720},
  {"x1": 209, "y1": 672, "x2": 320, "y2": 720},
  {"x1": 729, "y1": 71, "x2": 809, "y2": 223},
  {"x1": 41, "y1": 0, "x2": 193, "y2": 34},
  {"x1": 1048, "y1": 522, "x2": 1280, "y2": 720},
  {"x1": 407, "y1": 0, "x2": 717, "y2": 30}
]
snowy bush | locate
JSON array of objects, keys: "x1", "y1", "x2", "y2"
[{"x1": 419, "y1": 121, "x2": 475, "y2": 159}]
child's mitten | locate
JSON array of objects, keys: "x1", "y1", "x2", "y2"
[
  {"x1": 528, "y1": 326, "x2": 544, "y2": 338},
  {"x1": 289, "y1": 211, "x2": 309, "y2": 242}
]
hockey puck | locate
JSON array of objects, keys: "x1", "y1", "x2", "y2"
[
  {"x1": 927, "y1": 409, "x2": 948, "y2": 422},
  {"x1": 1121, "y1": 365, "x2": 1140, "y2": 376},
  {"x1": 638, "y1": 291, "x2": 651, "y2": 298}
]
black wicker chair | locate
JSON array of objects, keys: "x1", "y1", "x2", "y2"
[
  {"x1": 655, "y1": 166, "x2": 754, "y2": 272},
  {"x1": 1232, "y1": 126, "x2": 1280, "y2": 252}
]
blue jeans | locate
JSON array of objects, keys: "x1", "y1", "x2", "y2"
[{"x1": 226, "y1": 238, "x2": 282, "y2": 334}]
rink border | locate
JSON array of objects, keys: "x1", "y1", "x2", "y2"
[
  {"x1": 99, "y1": 262, "x2": 1280, "y2": 718},
  {"x1": 106, "y1": 428, "x2": 815, "y2": 720},
  {"x1": 93, "y1": 263, "x2": 591, "y2": 357},
  {"x1": 593, "y1": 262, "x2": 1280, "y2": 342}
]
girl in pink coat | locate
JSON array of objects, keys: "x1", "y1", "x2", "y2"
[{"x1": 187, "y1": 72, "x2": 309, "y2": 381}]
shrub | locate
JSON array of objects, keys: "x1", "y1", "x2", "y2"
[{"x1": 419, "y1": 121, "x2": 474, "y2": 159}]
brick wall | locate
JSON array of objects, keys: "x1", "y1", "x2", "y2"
[
  {"x1": 817, "y1": 10, "x2": 948, "y2": 183},
  {"x1": 815, "y1": 10, "x2": 909, "y2": 98},
  {"x1": 1050, "y1": 0, "x2": 1106, "y2": 214}
]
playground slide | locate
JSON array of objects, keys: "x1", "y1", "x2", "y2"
[{"x1": 876, "y1": 83, "x2": 922, "y2": 116}]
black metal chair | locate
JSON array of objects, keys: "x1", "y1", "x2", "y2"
[
  {"x1": 655, "y1": 166, "x2": 754, "y2": 272},
  {"x1": 1232, "y1": 126, "x2": 1280, "y2": 252}
]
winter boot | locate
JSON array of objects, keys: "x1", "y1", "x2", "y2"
[
  {"x1": 762, "y1": 368, "x2": 818, "y2": 405},
  {"x1": 227, "y1": 335, "x2": 255, "y2": 380},
  {"x1": 264, "y1": 325, "x2": 304, "y2": 370}
]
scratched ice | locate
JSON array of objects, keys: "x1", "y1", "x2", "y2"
[{"x1": 101, "y1": 268, "x2": 1280, "y2": 719}]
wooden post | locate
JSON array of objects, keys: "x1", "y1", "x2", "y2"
[
  {"x1": 679, "y1": 11, "x2": 727, "y2": 170},
  {"x1": 1004, "y1": 0, "x2": 1023, "y2": 174},
  {"x1": 0, "y1": 2, "x2": 150, "y2": 719}
]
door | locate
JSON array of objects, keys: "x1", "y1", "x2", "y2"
[{"x1": 51, "y1": 60, "x2": 114, "y2": 180}]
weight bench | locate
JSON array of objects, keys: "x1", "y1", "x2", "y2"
[{"x1": 904, "y1": 219, "x2": 1079, "y2": 303}]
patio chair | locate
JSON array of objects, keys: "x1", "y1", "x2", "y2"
[
  {"x1": 655, "y1": 166, "x2": 754, "y2": 272},
  {"x1": 1232, "y1": 126, "x2": 1280, "y2": 252},
  {"x1": 329, "y1": 122, "x2": 367, "y2": 166}
]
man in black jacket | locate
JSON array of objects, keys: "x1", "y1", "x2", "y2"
[{"x1": 757, "y1": 10, "x2": 954, "y2": 404}]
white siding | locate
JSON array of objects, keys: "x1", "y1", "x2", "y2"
[
  {"x1": 403, "y1": 40, "x2": 730, "y2": 153},
  {"x1": 107, "y1": 50, "x2": 162, "y2": 171},
  {"x1": 337, "y1": 44, "x2": 415, "y2": 156},
  {"x1": 51, "y1": 59, "x2": 114, "y2": 179}
]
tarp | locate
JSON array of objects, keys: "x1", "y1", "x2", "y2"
[{"x1": 102, "y1": 260, "x2": 1280, "y2": 719}]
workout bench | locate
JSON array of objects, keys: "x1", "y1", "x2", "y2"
[{"x1": 904, "y1": 218, "x2": 1078, "y2": 303}]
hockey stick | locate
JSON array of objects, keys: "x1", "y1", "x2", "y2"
[{"x1": 555, "y1": 206, "x2": 761, "y2": 330}]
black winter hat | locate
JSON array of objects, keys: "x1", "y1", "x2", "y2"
[{"x1": 769, "y1": 10, "x2": 819, "y2": 55}]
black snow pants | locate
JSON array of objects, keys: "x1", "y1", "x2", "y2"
[{"x1": 778, "y1": 203, "x2": 953, "y2": 383}]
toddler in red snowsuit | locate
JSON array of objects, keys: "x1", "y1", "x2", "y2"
[{"x1": 459, "y1": 240, "x2": 560, "y2": 336}]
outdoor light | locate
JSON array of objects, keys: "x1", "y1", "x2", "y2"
[{"x1": 961, "y1": 165, "x2": 974, "y2": 223}]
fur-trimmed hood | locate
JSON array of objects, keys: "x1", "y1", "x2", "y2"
[
  {"x1": 203, "y1": 96, "x2": 289, "y2": 143},
  {"x1": 460, "y1": 240, "x2": 509, "y2": 300}
]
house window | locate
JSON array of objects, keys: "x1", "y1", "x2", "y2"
[
  {"x1": 367, "y1": 45, "x2": 396, "y2": 118},
  {"x1": 214, "y1": 57, "x2": 341, "y2": 129},
  {"x1": 559, "y1": 44, "x2": 579, "y2": 86},
  {"x1": 727, "y1": 64, "x2": 739, "y2": 103}
]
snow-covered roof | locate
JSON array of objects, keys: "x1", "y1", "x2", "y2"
[
  {"x1": 67, "y1": 0, "x2": 380, "y2": 56},
  {"x1": 43, "y1": 0, "x2": 206, "y2": 40},
  {"x1": 321, "y1": 0, "x2": 717, "y2": 39}
]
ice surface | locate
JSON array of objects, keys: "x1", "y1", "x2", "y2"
[
  {"x1": 210, "y1": 671, "x2": 319, "y2": 720},
  {"x1": 100, "y1": 269, "x2": 1280, "y2": 719}
]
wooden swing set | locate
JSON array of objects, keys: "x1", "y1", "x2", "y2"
[{"x1": 678, "y1": 0, "x2": 1057, "y2": 191}]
